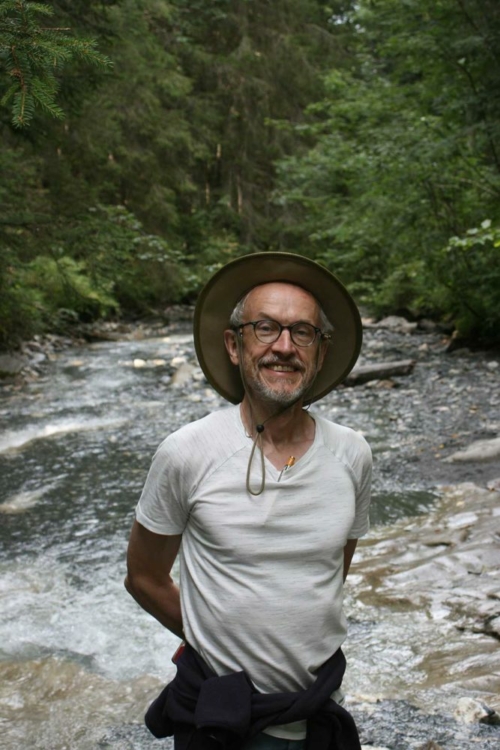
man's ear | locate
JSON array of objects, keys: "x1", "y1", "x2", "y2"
[{"x1": 224, "y1": 329, "x2": 240, "y2": 366}]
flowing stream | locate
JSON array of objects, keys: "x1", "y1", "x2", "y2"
[{"x1": 1, "y1": 324, "x2": 499, "y2": 749}]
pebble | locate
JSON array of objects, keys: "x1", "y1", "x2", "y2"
[
  {"x1": 171, "y1": 362, "x2": 196, "y2": 386},
  {"x1": 446, "y1": 511, "x2": 478, "y2": 529},
  {"x1": 454, "y1": 697, "x2": 500, "y2": 725},
  {"x1": 171, "y1": 355, "x2": 187, "y2": 366}
]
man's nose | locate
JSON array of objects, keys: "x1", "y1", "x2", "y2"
[{"x1": 270, "y1": 327, "x2": 295, "y2": 354}]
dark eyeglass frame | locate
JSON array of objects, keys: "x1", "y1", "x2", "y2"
[{"x1": 233, "y1": 319, "x2": 332, "y2": 347}]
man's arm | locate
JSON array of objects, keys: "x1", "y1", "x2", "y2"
[
  {"x1": 125, "y1": 520, "x2": 184, "y2": 638},
  {"x1": 343, "y1": 538, "x2": 358, "y2": 582}
]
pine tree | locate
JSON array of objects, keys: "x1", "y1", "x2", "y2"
[{"x1": 0, "y1": 0, "x2": 111, "y2": 127}]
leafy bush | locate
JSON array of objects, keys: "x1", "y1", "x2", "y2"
[
  {"x1": 0, "y1": 252, "x2": 44, "y2": 347},
  {"x1": 429, "y1": 221, "x2": 500, "y2": 339},
  {"x1": 60, "y1": 205, "x2": 194, "y2": 313},
  {"x1": 23, "y1": 254, "x2": 117, "y2": 321}
]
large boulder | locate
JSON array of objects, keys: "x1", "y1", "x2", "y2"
[{"x1": 0, "y1": 353, "x2": 26, "y2": 378}]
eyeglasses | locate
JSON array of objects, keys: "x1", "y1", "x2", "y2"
[{"x1": 234, "y1": 319, "x2": 331, "y2": 347}]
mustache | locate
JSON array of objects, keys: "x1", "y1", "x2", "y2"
[{"x1": 258, "y1": 355, "x2": 305, "y2": 371}]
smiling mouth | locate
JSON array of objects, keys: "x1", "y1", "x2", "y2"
[{"x1": 263, "y1": 363, "x2": 301, "y2": 373}]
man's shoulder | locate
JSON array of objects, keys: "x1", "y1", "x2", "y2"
[
  {"x1": 315, "y1": 413, "x2": 371, "y2": 459},
  {"x1": 178, "y1": 403, "x2": 238, "y2": 433},
  {"x1": 157, "y1": 404, "x2": 243, "y2": 455}
]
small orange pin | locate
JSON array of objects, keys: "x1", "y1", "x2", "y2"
[{"x1": 278, "y1": 456, "x2": 296, "y2": 482}]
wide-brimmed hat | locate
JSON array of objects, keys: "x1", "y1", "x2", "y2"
[{"x1": 194, "y1": 252, "x2": 362, "y2": 404}]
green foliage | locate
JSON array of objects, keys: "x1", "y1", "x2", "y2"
[
  {"x1": 1, "y1": 0, "x2": 499, "y2": 347},
  {"x1": 0, "y1": 249, "x2": 44, "y2": 347},
  {"x1": 58, "y1": 204, "x2": 194, "y2": 313},
  {"x1": 23, "y1": 254, "x2": 116, "y2": 320},
  {"x1": 273, "y1": 0, "x2": 500, "y2": 339},
  {"x1": 431, "y1": 220, "x2": 500, "y2": 338},
  {"x1": 0, "y1": 0, "x2": 112, "y2": 127},
  {"x1": 164, "y1": 0, "x2": 343, "y2": 248},
  {"x1": 1, "y1": 0, "x2": 345, "y2": 349}
]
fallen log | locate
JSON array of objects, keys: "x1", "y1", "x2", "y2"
[{"x1": 344, "y1": 359, "x2": 416, "y2": 386}]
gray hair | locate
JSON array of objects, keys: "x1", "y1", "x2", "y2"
[{"x1": 229, "y1": 289, "x2": 333, "y2": 333}]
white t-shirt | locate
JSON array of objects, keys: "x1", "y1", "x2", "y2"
[{"x1": 136, "y1": 405, "x2": 372, "y2": 739}]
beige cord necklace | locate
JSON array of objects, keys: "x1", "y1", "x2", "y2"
[
  {"x1": 238, "y1": 334, "x2": 321, "y2": 496},
  {"x1": 246, "y1": 423, "x2": 266, "y2": 496}
]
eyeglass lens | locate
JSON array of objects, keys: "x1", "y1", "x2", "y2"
[{"x1": 253, "y1": 320, "x2": 317, "y2": 346}]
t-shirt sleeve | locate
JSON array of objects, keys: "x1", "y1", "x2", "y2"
[
  {"x1": 135, "y1": 436, "x2": 190, "y2": 535},
  {"x1": 347, "y1": 435, "x2": 373, "y2": 539}
]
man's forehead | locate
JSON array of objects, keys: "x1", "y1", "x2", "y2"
[{"x1": 244, "y1": 281, "x2": 318, "y2": 307}]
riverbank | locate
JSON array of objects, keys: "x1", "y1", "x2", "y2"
[
  {"x1": 346, "y1": 480, "x2": 500, "y2": 749},
  {"x1": 0, "y1": 309, "x2": 194, "y2": 385}
]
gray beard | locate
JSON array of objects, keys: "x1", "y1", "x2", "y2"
[
  {"x1": 249, "y1": 373, "x2": 313, "y2": 408},
  {"x1": 238, "y1": 347, "x2": 320, "y2": 409}
]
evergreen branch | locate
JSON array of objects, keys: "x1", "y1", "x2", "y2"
[
  {"x1": 11, "y1": 89, "x2": 35, "y2": 127},
  {"x1": 0, "y1": 81, "x2": 18, "y2": 105},
  {"x1": 31, "y1": 75, "x2": 63, "y2": 118},
  {"x1": 17, "y1": 2, "x2": 53, "y2": 16},
  {"x1": 0, "y1": 0, "x2": 113, "y2": 127}
]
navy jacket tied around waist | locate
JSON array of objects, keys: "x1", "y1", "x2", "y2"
[{"x1": 145, "y1": 642, "x2": 361, "y2": 750}]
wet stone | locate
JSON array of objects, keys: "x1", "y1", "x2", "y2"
[
  {"x1": 352, "y1": 699, "x2": 500, "y2": 750},
  {"x1": 0, "y1": 353, "x2": 27, "y2": 377},
  {"x1": 96, "y1": 724, "x2": 174, "y2": 748},
  {"x1": 367, "y1": 316, "x2": 418, "y2": 334},
  {"x1": 454, "y1": 697, "x2": 500, "y2": 725},
  {"x1": 444, "y1": 437, "x2": 500, "y2": 463},
  {"x1": 171, "y1": 362, "x2": 196, "y2": 386}
]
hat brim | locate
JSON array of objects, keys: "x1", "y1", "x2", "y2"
[{"x1": 194, "y1": 252, "x2": 362, "y2": 404}]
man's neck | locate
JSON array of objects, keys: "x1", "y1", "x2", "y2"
[{"x1": 240, "y1": 397, "x2": 314, "y2": 450}]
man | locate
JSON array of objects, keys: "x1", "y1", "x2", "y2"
[{"x1": 125, "y1": 252, "x2": 372, "y2": 750}]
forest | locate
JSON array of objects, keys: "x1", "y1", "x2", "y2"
[{"x1": 1, "y1": 0, "x2": 499, "y2": 348}]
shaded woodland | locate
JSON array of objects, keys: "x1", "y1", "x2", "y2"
[{"x1": 1, "y1": 0, "x2": 499, "y2": 347}]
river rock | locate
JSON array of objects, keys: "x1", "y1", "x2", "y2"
[
  {"x1": 444, "y1": 437, "x2": 500, "y2": 463},
  {"x1": 371, "y1": 316, "x2": 418, "y2": 334},
  {"x1": 480, "y1": 614, "x2": 500, "y2": 639},
  {"x1": 171, "y1": 355, "x2": 187, "y2": 366},
  {"x1": 417, "y1": 319, "x2": 439, "y2": 333},
  {"x1": 454, "y1": 697, "x2": 500, "y2": 725},
  {"x1": 192, "y1": 367, "x2": 206, "y2": 382},
  {"x1": 0, "y1": 353, "x2": 26, "y2": 377},
  {"x1": 171, "y1": 362, "x2": 196, "y2": 387},
  {"x1": 0, "y1": 490, "x2": 43, "y2": 514},
  {"x1": 350, "y1": 483, "x2": 500, "y2": 715}
]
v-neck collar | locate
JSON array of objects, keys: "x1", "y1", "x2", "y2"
[{"x1": 235, "y1": 405, "x2": 320, "y2": 481}]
